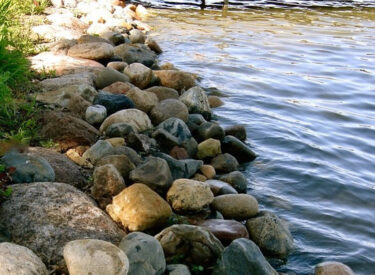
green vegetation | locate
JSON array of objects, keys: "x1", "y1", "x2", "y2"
[{"x1": 0, "y1": 163, "x2": 13, "y2": 202}]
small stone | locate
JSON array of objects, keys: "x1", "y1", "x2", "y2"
[
  {"x1": 68, "y1": 42, "x2": 114, "y2": 60},
  {"x1": 196, "y1": 138, "x2": 221, "y2": 159},
  {"x1": 129, "y1": 29, "x2": 146, "y2": 44},
  {"x1": 92, "y1": 164, "x2": 125, "y2": 200},
  {"x1": 211, "y1": 153, "x2": 239, "y2": 173},
  {"x1": 146, "y1": 37, "x2": 162, "y2": 54},
  {"x1": 82, "y1": 140, "x2": 114, "y2": 165},
  {"x1": 106, "y1": 123, "x2": 136, "y2": 138},
  {"x1": 225, "y1": 125, "x2": 247, "y2": 142},
  {"x1": 150, "y1": 99, "x2": 189, "y2": 125},
  {"x1": 221, "y1": 135, "x2": 256, "y2": 163},
  {"x1": 106, "y1": 137, "x2": 126, "y2": 147},
  {"x1": 94, "y1": 68, "x2": 130, "y2": 89},
  {"x1": 192, "y1": 173, "x2": 207, "y2": 182},
  {"x1": 208, "y1": 95, "x2": 224, "y2": 108},
  {"x1": 85, "y1": 104, "x2": 107, "y2": 124},
  {"x1": 103, "y1": 81, "x2": 135, "y2": 94},
  {"x1": 154, "y1": 70, "x2": 195, "y2": 93},
  {"x1": 196, "y1": 122, "x2": 225, "y2": 141},
  {"x1": 146, "y1": 86, "x2": 179, "y2": 101},
  {"x1": 167, "y1": 179, "x2": 214, "y2": 213},
  {"x1": 119, "y1": 232, "x2": 166, "y2": 275},
  {"x1": 180, "y1": 86, "x2": 212, "y2": 120},
  {"x1": 212, "y1": 194, "x2": 259, "y2": 220},
  {"x1": 107, "y1": 61, "x2": 129, "y2": 72},
  {"x1": 94, "y1": 92, "x2": 135, "y2": 115},
  {"x1": 66, "y1": 148, "x2": 93, "y2": 168},
  {"x1": 96, "y1": 155, "x2": 135, "y2": 179},
  {"x1": 126, "y1": 87, "x2": 159, "y2": 113},
  {"x1": 169, "y1": 146, "x2": 189, "y2": 160},
  {"x1": 200, "y1": 165, "x2": 216, "y2": 179},
  {"x1": 167, "y1": 264, "x2": 191, "y2": 275},
  {"x1": 124, "y1": 63, "x2": 153, "y2": 89},
  {"x1": 206, "y1": 179, "x2": 238, "y2": 196},
  {"x1": 188, "y1": 114, "x2": 206, "y2": 125},
  {"x1": 219, "y1": 171, "x2": 248, "y2": 193},
  {"x1": 314, "y1": 262, "x2": 354, "y2": 275},
  {"x1": 64, "y1": 239, "x2": 129, "y2": 275},
  {"x1": 114, "y1": 44, "x2": 156, "y2": 67},
  {"x1": 106, "y1": 183, "x2": 172, "y2": 231}
]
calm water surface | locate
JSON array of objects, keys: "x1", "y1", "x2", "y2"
[{"x1": 147, "y1": 7, "x2": 375, "y2": 274}]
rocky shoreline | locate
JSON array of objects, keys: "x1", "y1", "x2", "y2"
[{"x1": 0, "y1": 1, "x2": 354, "y2": 275}]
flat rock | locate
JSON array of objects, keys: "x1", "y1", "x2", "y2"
[
  {"x1": 39, "y1": 74, "x2": 95, "y2": 92},
  {"x1": 150, "y1": 99, "x2": 189, "y2": 125},
  {"x1": 77, "y1": 34, "x2": 113, "y2": 45},
  {"x1": 212, "y1": 194, "x2": 259, "y2": 220},
  {"x1": 119, "y1": 232, "x2": 166, "y2": 275},
  {"x1": 0, "y1": 182, "x2": 126, "y2": 272},
  {"x1": 32, "y1": 25, "x2": 82, "y2": 42},
  {"x1": 180, "y1": 86, "x2": 212, "y2": 120},
  {"x1": 0, "y1": 242, "x2": 48, "y2": 275},
  {"x1": 315, "y1": 262, "x2": 354, "y2": 275},
  {"x1": 64, "y1": 239, "x2": 129, "y2": 275},
  {"x1": 68, "y1": 42, "x2": 114, "y2": 60},
  {"x1": 154, "y1": 70, "x2": 195, "y2": 92},
  {"x1": 114, "y1": 44, "x2": 156, "y2": 67},
  {"x1": 222, "y1": 135, "x2": 256, "y2": 163},
  {"x1": 126, "y1": 87, "x2": 159, "y2": 113},
  {"x1": 106, "y1": 184, "x2": 172, "y2": 231},
  {"x1": 94, "y1": 92, "x2": 135, "y2": 115},
  {"x1": 211, "y1": 153, "x2": 239, "y2": 173},
  {"x1": 146, "y1": 86, "x2": 179, "y2": 101}
]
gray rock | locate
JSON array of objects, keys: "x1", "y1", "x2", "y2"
[
  {"x1": 114, "y1": 43, "x2": 156, "y2": 67},
  {"x1": 222, "y1": 135, "x2": 256, "y2": 163},
  {"x1": 196, "y1": 122, "x2": 225, "y2": 142},
  {"x1": 179, "y1": 86, "x2": 212, "y2": 120},
  {"x1": 212, "y1": 238, "x2": 278, "y2": 275},
  {"x1": 155, "y1": 225, "x2": 224, "y2": 266},
  {"x1": 225, "y1": 125, "x2": 247, "y2": 142},
  {"x1": 211, "y1": 153, "x2": 239, "y2": 173},
  {"x1": 64, "y1": 239, "x2": 129, "y2": 275},
  {"x1": 129, "y1": 29, "x2": 146, "y2": 44},
  {"x1": 94, "y1": 68, "x2": 130, "y2": 89},
  {"x1": 82, "y1": 140, "x2": 114, "y2": 165},
  {"x1": 105, "y1": 123, "x2": 136, "y2": 138},
  {"x1": 119, "y1": 232, "x2": 166, "y2": 275},
  {"x1": 96, "y1": 155, "x2": 136, "y2": 179},
  {"x1": 150, "y1": 99, "x2": 189, "y2": 125},
  {"x1": 93, "y1": 92, "x2": 135, "y2": 115},
  {"x1": 77, "y1": 34, "x2": 114, "y2": 45},
  {"x1": 219, "y1": 171, "x2": 248, "y2": 193},
  {"x1": 205, "y1": 179, "x2": 238, "y2": 196},
  {"x1": 246, "y1": 211, "x2": 293, "y2": 259},
  {"x1": 129, "y1": 157, "x2": 172, "y2": 194},
  {"x1": 1, "y1": 150, "x2": 55, "y2": 183},
  {"x1": 146, "y1": 86, "x2": 179, "y2": 101},
  {"x1": 85, "y1": 104, "x2": 107, "y2": 125},
  {"x1": 68, "y1": 42, "x2": 114, "y2": 60},
  {"x1": 154, "y1": 152, "x2": 203, "y2": 180},
  {"x1": 0, "y1": 242, "x2": 48, "y2": 275},
  {"x1": 112, "y1": 146, "x2": 143, "y2": 166},
  {"x1": 167, "y1": 264, "x2": 191, "y2": 275},
  {"x1": 124, "y1": 63, "x2": 153, "y2": 89},
  {"x1": 188, "y1": 114, "x2": 206, "y2": 125},
  {"x1": 0, "y1": 182, "x2": 125, "y2": 272},
  {"x1": 107, "y1": 61, "x2": 128, "y2": 72}
]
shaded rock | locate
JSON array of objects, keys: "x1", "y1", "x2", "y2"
[
  {"x1": 192, "y1": 173, "x2": 207, "y2": 182},
  {"x1": 196, "y1": 138, "x2": 221, "y2": 159},
  {"x1": 212, "y1": 238, "x2": 278, "y2": 275},
  {"x1": 129, "y1": 157, "x2": 172, "y2": 194},
  {"x1": 155, "y1": 225, "x2": 224, "y2": 266},
  {"x1": 124, "y1": 63, "x2": 153, "y2": 89},
  {"x1": 94, "y1": 92, "x2": 135, "y2": 115},
  {"x1": 114, "y1": 43, "x2": 156, "y2": 67},
  {"x1": 68, "y1": 42, "x2": 114, "y2": 60},
  {"x1": 211, "y1": 153, "x2": 239, "y2": 173},
  {"x1": 150, "y1": 99, "x2": 189, "y2": 125},
  {"x1": 180, "y1": 86, "x2": 212, "y2": 120},
  {"x1": 119, "y1": 232, "x2": 166, "y2": 275},
  {"x1": 0, "y1": 242, "x2": 48, "y2": 275},
  {"x1": 100, "y1": 109, "x2": 153, "y2": 134},
  {"x1": 169, "y1": 146, "x2": 189, "y2": 160},
  {"x1": 219, "y1": 171, "x2": 248, "y2": 193},
  {"x1": 2, "y1": 150, "x2": 55, "y2": 183},
  {"x1": 154, "y1": 70, "x2": 195, "y2": 93},
  {"x1": 66, "y1": 148, "x2": 94, "y2": 169},
  {"x1": 197, "y1": 219, "x2": 249, "y2": 246},
  {"x1": 246, "y1": 211, "x2": 293, "y2": 259},
  {"x1": 96, "y1": 154, "x2": 135, "y2": 179},
  {"x1": 106, "y1": 137, "x2": 126, "y2": 147},
  {"x1": 314, "y1": 262, "x2": 354, "y2": 275},
  {"x1": 32, "y1": 25, "x2": 82, "y2": 42},
  {"x1": 188, "y1": 114, "x2": 206, "y2": 125},
  {"x1": 208, "y1": 95, "x2": 224, "y2": 108},
  {"x1": 196, "y1": 122, "x2": 225, "y2": 141},
  {"x1": 28, "y1": 147, "x2": 87, "y2": 189},
  {"x1": 94, "y1": 68, "x2": 130, "y2": 89},
  {"x1": 154, "y1": 152, "x2": 203, "y2": 180},
  {"x1": 82, "y1": 140, "x2": 114, "y2": 165},
  {"x1": 167, "y1": 264, "x2": 191, "y2": 275},
  {"x1": 212, "y1": 194, "x2": 259, "y2": 220},
  {"x1": 64, "y1": 239, "x2": 129, "y2": 275},
  {"x1": 205, "y1": 179, "x2": 238, "y2": 196},
  {"x1": 103, "y1": 81, "x2": 135, "y2": 94},
  {"x1": 146, "y1": 86, "x2": 179, "y2": 101},
  {"x1": 108, "y1": 61, "x2": 128, "y2": 72},
  {"x1": 48, "y1": 38, "x2": 77, "y2": 55},
  {"x1": 225, "y1": 125, "x2": 247, "y2": 142},
  {"x1": 125, "y1": 133, "x2": 158, "y2": 154},
  {"x1": 222, "y1": 135, "x2": 256, "y2": 163},
  {"x1": 129, "y1": 29, "x2": 146, "y2": 44},
  {"x1": 146, "y1": 37, "x2": 162, "y2": 54},
  {"x1": 106, "y1": 123, "x2": 136, "y2": 138},
  {"x1": 107, "y1": 184, "x2": 172, "y2": 231},
  {"x1": 200, "y1": 164, "x2": 216, "y2": 179},
  {"x1": 167, "y1": 179, "x2": 214, "y2": 213},
  {"x1": 0, "y1": 182, "x2": 126, "y2": 271},
  {"x1": 126, "y1": 87, "x2": 159, "y2": 113},
  {"x1": 101, "y1": 31, "x2": 126, "y2": 45},
  {"x1": 85, "y1": 104, "x2": 107, "y2": 125},
  {"x1": 112, "y1": 146, "x2": 143, "y2": 166}
]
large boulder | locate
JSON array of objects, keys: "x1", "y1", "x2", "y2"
[
  {"x1": 114, "y1": 44, "x2": 156, "y2": 67},
  {"x1": 124, "y1": 63, "x2": 153, "y2": 89},
  {"x1": 64, "y1": 239, "x2": 129, "y2": 275},
  {"x1": 1, "y1": 150, "x2": 55, "y2": 183},
  {"x1": 0, "y1": 182, "x2": 126, "y2": 271},
  {"x1": 179, "y1": 86, "x2": 211, "y2": 120},
  {"x1": 246, "y1": 211, "x2": 293, "y2": 259},
  {"x1": 211, "y1": 153, "x2": 239, "y2": 173},
  {"x1": 126, "y1": 87, "x2": 159, "y2": 113},
  {"x1": 166, "y1": 179, "x2": 214, "y2": 213},
  {"x1": 94, "y1": 92, "x2": 135, "y2": 115},
  {"x1": 153, "y1": 70, "x2": 195, "y2": 93},
  {"x1": 212, "y1": 238, "x2": 278, "y2": 275},
  {"x1": 221, "y1": 135, "x2": 256, "y2": 163},
  {"x1": 150, "y1": 99, "x2": 189, "y2": 125},
  {"x1": 219, "y1": 171, "x2": 248, "y2": 193},
  {"x1": 0, "y1": 242, "x2": 48, "y2": 275},
  {"x1": 129, "y1": 157, "x2": 172, "y2": 194},
  {"x1": 40, "y1": 111, "x2": 99, "y2": 151},
  {"x1": 212, "y1": 194, "x2": 259, "y2": 220},
  {"x1": 314, "y1": 262, "x2": 354, "y2": 275},
  {"x1": 119, "y1": 232, "x2": 166, "y2": 275},
  {"x1": 100, "y1": 109, "x2": 153, "y2": 134},
  {"x1": 155, "y1": 225, "x2": 224, "y2": 266},
  {"x1": 146, "y1": 86, "x2": 179, "y2": 101},
  {"x1": 106, "y1": 184, "x2": 172, "y2": 231},
  {"x1": 68, "y1": 42, "x2": 114, "y2": 60}
]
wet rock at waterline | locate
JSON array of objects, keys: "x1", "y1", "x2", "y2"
[
  {"x1": 146, "y1": 37, "x2": 163, "y2": 54},
  {"x1": 64, "y1": 239, "x2": 129, "y2": 275},
  {"x1": 314, "y1": 261, "x2": 354, "y2": 275},
  {"x1": 153, "y1": 70, "x2": 196, "y2": 92},
  {"x1": 196, "y1": 122, "x2": 225, "y2": 141},
  {"x1": 211, "y1": 153, "x2": 239, "y2": 173},
  {"x1": 208, "y1": 95, "x2": 224, "y2": 108},
  {"x1": 212, "y1": 238, "x2": 278, "y2": 275},
  {"x1": 212, "y1": 194, "x2": 259, "y2": 220},
  {"x1": 1, "y1": 150, "x2": 55, "y2": 183},
  {"x1": 114, "y1": 43, "x2": 156, "y2": 67},
  {"x1": 129, "y1": 29, "x2": 146, "y2": 44},
  {"x1": 124, "y1": 62, "x2": 153, "y2": 89},
  {"x1": 205, "y1": 179, "x2": 238, "y2": 196},
  {"x1": 145, "y1": 86, "x2": 179, "y2": 101},
  {"x1": 219, "y1": 171, "x2": 248, "y2": 193},
  {"x1": 221, "y1": 135, "x2": 256, "y2": 163},
  {"x1": 119, "y1": 232, "x2": 166, "y2": 275},
  {"x1": 68, "y1": 42, "x2": 114, "y2": 60},
  {"x1": 179, "y1": 86, "x2": 212, "y2": 120},
  {"x1": 155, "y1": 224, "x2": 224, "y2": 266},
  {"x1": 166, "y1": 179, "x2": 214, "y2": 213},
  {"x1": 225, "y1": 125, "x2": 247, "y2": 142},
  {"x1": 85, "y1": 104, "x2": 107, "y2": 125},
  {"x1": 150, "y1": 99, "x2": 189, "y2": 125},
  {"x1": 0, "y1": 182, "x2": 126, "y2": 271},
  {"x1": 0, "y1": 242, "x2": 48, "y2": 275},
  {"x1": 93, "y1": 92, "x2": 135, "y2": 115},
  {"x1": 106, "y1": 183, "x2": 172, "y2": 231}
]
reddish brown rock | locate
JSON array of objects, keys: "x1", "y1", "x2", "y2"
[
  {"x1": 153, "y1": 70, "x2": 195, "y2": 93},
  {"x1": 103, "y1": 81, "x2": 135, "y2": 95},
  {"x1": 208, "y1": 95, "x2": 224, "y2": 108},
  {"x1": 169, "y1": 146, "x2": 189, "y2": 160}
]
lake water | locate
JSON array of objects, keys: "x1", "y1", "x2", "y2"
[{"x1": 146, "y1": 6, "x2": 375, "y2": 275}]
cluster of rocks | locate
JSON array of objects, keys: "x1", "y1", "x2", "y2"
[{"x1": 0, "y1": 2, "x2": 355, "y2": 275}]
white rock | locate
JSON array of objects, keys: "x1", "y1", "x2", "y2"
[{"x1": 86, "y1": 105, "x2": 107, "y2": 125}]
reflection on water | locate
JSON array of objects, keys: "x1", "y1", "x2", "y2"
[{"x1": 147, "y1": 7, "x2": 375, "y2": 274}]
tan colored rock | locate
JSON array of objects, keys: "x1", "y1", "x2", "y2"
[
  {"x1": 126, "y1": 87, "x2": 159, "y2": 113},
  {"x1": 103, "y1": 81, "x2": 135, "y2": 95},
  {"x1": 150, "y1": 99, "x2": 189, "y2": 125},
  {"x1": 66, "y1": 148, "x2": 93, "y2": 168},
  {"x1": 212, "y1": 194, "x2": 258, "y2": 220},
  {"x1": 124, "y1": 63, "x2": 153, "y2": 89},
  {"x1": 153, "y1": 70, "x2": 195, "y2": 93},
  {"x1": 106, "y1": 183, "x2": 172, "y2": 231},
  {"x1": 196, "y1": 138, "x2": 221, "y2": 159},
  {"x1": 146, "y1": 37, "x2": 162, "y2": 54},
  {"x1": 192, "y1": 173, "x2": 207, "y2": 182},
  {"x1": 208, "y1": 95, "x2": 224, "y2": 108},
  {"x1": 200, "y1": 165, "x2": 216, "y2": 179},
  {"x1": 106, "y1": 137, "x2": 125, "y2": 147},
  {"x1": 68, "y1": 42, "x2": 114, "y2": 60},
  {"x1": 92, "y1": 164, "x2": 125, "y2": 199},
  {"x1": 107, "y1": 62, "x2": 128, "y2": 72},
  {"x1": 146, "y1": 86, "x2": 179, "y2": 101},
  {"x1": 167, "y1": 179, "x2": 214, "y2": 213},
  {"x1": 315, "y1": 262, "x2": 354, "y2": 275}
]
